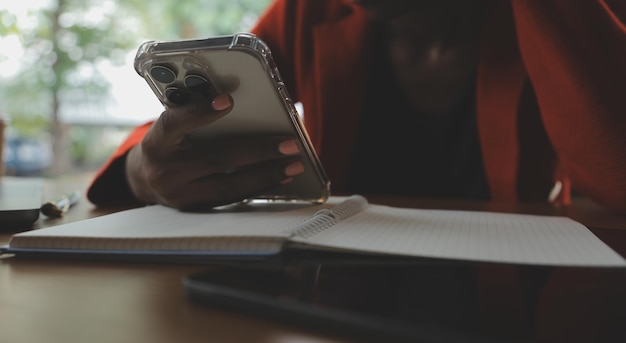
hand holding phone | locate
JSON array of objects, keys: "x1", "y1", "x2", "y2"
[{"x1": 128, "y1": 33, "x2": 330, "y2": 209}]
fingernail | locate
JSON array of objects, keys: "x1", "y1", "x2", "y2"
[
  {"x1": 280, "y1": 177, "x2": 293, "y2": 185},
  {"x1": 212, "y1": 93, "x2": 232, "y2": 111},
  {"x1": 278, "y1": 140, "x2": 300, "y2": 155},
  {"x1": 284, "y1": 161, "x2": 305, "y2": 176}
]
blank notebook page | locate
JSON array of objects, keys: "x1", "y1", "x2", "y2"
[{"x1": 293, "y1": 204, "x2": 626, "y2": 267}]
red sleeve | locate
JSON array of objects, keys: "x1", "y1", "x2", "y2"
[
  {"x1": 512, "y1": 0, "x2": 626, "y2": 212},
  {"x1": 251, "y1": 0, "x2": 353, "y2": 101},
  {"x1": 86, "y1": 121, "x2": 153, "y2": 206},
  {"x1": 250, "y1": 0, "x2": 300, "y2": 101}
]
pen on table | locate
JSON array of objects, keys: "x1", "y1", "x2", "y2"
[{"x1": 40, "y1": 190, "x2": 81, "y2": 218}]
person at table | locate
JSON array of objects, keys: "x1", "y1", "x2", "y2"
[{"x1": 86, "y1": 0, "x2": 626, "y2": 214}]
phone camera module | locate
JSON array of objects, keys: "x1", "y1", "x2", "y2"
[
  {"x1": 150, "y1": 65, "x2": 177, "y2": 84},
  {"x1": 184, "y1": 75, "x2": 212, "y2": 95},
  {"x1": 165, "y1": 87, "x2": 189, "y2": 105}
]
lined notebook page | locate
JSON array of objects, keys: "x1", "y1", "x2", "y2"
[
  {"x1": 10, "y1": 203, "x2": 332, "y2": 252},
  {"x1": 291, "y1": 204, "x2": 626, "y2": 267}
]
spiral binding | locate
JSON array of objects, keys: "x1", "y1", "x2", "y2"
[
  {"x1": 288, "y1": 195, "x2": 369, "y2": 240},
  {"x1": 329, "y1": 195, "x2": 368, "y2": 221},
  {"x1": 291, "y1": 210, "x2": 337, "y2": 239}
]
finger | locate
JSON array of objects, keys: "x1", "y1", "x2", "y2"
[
  {"x1": 199, "y1": 136, "x2": 302, "y2": 175},
  {"x1": 164, "y1": 92, "x2": 233, "y2": 137},
  {"x1": 144, "y1": 93, "x2": 233, "y2": 157},
  {"x1": 140, "y1": 145, "x2": 303, "y2": 208},
  {"x1": 165, "y1": 158, "x2": 305, "y2": 209},
  {"x1": 147, "y1": 135, "x2": 302, "y2": 181}
]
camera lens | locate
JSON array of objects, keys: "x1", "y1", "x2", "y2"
[
  {"x1": 150, "y1": 65, "x2": 177, "y2": 84},
  {"x1": 184, "y1": 75, "x2": 212, "y2": 95},
  {"x1": 165, "y1": 87, "x2": 189, "y2": 105}
]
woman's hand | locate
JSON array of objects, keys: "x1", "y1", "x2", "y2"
[{"x1": 125, "y1": 92, "x2": 305, "y2": 209}]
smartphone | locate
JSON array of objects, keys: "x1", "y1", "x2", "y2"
[
  {"x1": 184, "y1": 262, "x2": 511, "y2": 343},
  {"x1": 134, "y1": 33, "x2": 330, "y2": 204},
  {"x1": 0, "y1": 177, "x2": 43, "y2": 231}
]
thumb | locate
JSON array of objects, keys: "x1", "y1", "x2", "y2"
[{"x1": 145, "y1": 92, "x2": 233, "y2": 156}]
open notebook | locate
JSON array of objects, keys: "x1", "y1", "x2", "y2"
[{"x1": 2, "y1": 195, "x2": 625, "y2": 267}]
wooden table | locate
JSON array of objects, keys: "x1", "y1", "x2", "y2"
[{"x1": 1, "y1": 174, "x2": 625, "y2": 343}]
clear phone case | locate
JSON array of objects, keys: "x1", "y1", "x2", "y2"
[{"x1": 134, "y1": 33, "x2": 330, "y2": 204}]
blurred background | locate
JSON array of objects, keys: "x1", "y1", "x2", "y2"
[{"x1": 0, "y1": 0, "x2": 271, "y2": 177}]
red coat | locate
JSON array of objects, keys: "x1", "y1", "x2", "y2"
[{"x1": 88, "y1": 0, "x2": 626, "y2": 213}]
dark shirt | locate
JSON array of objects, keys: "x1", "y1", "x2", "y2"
[{"x1": 348, "y1": 36, "x2": 490, "y2": 200}]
